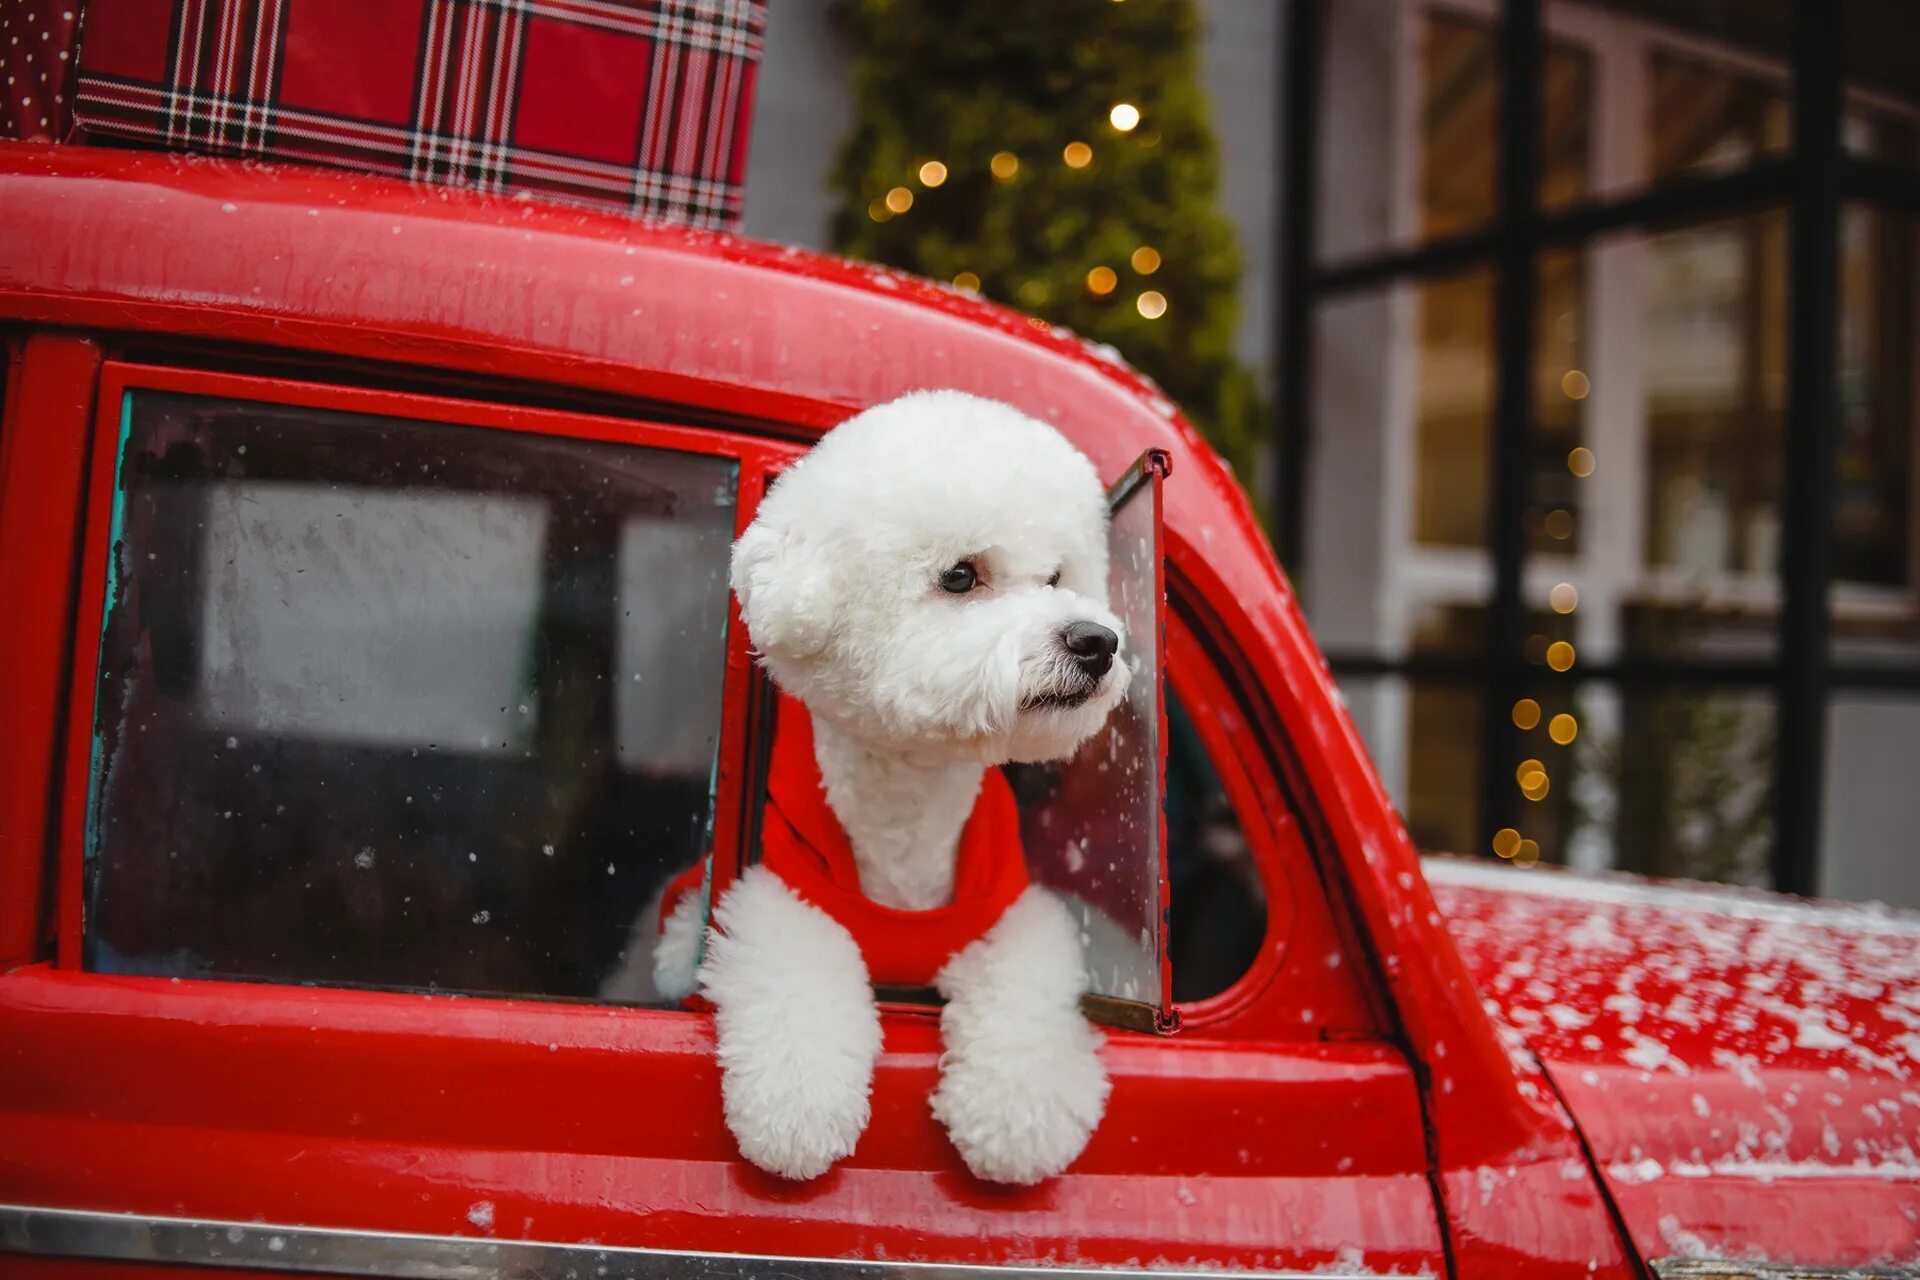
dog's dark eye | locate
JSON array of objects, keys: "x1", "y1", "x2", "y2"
[
  {"x1": 940, "y1": 561, "x2": 979, "y2": 594},
  {"x1": 1047, "y1": 569, "x2": 1062, "y2": 588}
]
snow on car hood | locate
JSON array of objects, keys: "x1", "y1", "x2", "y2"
[{"x1": 1423, "y1": 855, "x2": 1920, "y2": 1268}]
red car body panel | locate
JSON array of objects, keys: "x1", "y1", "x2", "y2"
[
  {"x1": 0, "y1": 141, "x2": 1894, "y2": 1274},
  {"x1": 1428, "y1": 856, "x2": 1920, "y2": 1267}
]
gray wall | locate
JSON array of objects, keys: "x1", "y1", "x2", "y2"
[{"x1": 741, "y1": 0, "x2": 851, "y2": 249}]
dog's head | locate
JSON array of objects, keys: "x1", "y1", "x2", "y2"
[{"x1": 732, "y1": 390, "x2": 1129, "y2": 765}]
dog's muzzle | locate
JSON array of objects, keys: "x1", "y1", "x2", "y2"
[{"x1": 1020, "y1": 622, "x2": 1122, "y2": 712}]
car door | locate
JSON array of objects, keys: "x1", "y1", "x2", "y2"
[{"x1": 0, "y1": 351, "x2": 1448, "y2": 1275}]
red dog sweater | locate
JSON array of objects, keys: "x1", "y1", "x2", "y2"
[{"x1": 664, "y1": 696, "x2": 1030, "y2": 988}]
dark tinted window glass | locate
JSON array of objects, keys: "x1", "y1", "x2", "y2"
[{"x1": 85, "y1": 391, "x2": 736, "y2": 1002}]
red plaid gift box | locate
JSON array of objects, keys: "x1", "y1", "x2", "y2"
[{"x1": 70, "y1": 0, "x2": 765, "y2": 229}]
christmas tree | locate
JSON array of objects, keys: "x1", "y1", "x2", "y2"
[{"x1": 829, "y1": 0, "x2": 1263, "y2": 480}]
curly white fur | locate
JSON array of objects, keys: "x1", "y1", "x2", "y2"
[
  {"x1": 932, "y1": 885, "x2": 1111, "y2": 1183},
  {"x1": 697, "y1": 865, "x2": 883, "y2": 1180},
  {"x1": 669, "y1": 391, "x2": 1120, "y2": 1184},
  {"x1": 651, "y1": 884, "x2": 706, "y2": 1001}
]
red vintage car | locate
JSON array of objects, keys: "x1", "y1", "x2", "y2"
[{"x1": 0, "y1": 144, "x2": 1916, "y2": 1279}]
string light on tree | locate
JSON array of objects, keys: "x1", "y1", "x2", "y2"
[
  {"x1": 952, "y1": 271, "x2": 980, "y2": 292},
  {"x1": 884, "y1": 186, "x2": 913, "y2": 213},
  {"x1": 829, "y1": 0, "x2": 1266, "y2": 478}
]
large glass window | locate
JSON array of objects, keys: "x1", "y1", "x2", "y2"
[
  {"x1": 1297, "y1": 0, "x2": 1920, "y2": 897},
  {"x1": 84, "y1": 390, "x2": 737, "y2": 1001}
]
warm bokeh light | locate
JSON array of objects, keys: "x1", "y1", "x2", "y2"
[
  {"x1": 1513, "y1": 839, "x2": 1541, "y2": 867},
  {"x1": 1549, "y1": 713, "x2": 1578, "y2": 745},
  {"x1": 1567, "y1": 446, "x2": 1595, "y2": 477},
  {"x1": 1561, "y1": 369, "x2": 1591, "y2": 400},
  {"x1": 1109, "y1": 103, "x2": 1141, "y2": 132},
  {"x1": 952, "y1": 271, "x2": 980, "y2": 292},
  {"x1": 1518, "y1": 759, "x2": 1550, "y2": 801},
  {"x1": 1063, "y1": 141, "x2": 1093, "y2": 168},
  {"x1": 918, "y1": 160, "x2": 947, "y2": 187},
  {"x1": 1550, "y1": 581, "x2": 1578, "y2": 614},
  {"x1": 1544, "y1": 508, "x2": 1574, "y2": 540},
  {"x1": 990, "y1": 151, "x2": 1020, "y2": 180},
  {"x1": 1546, "y1": 640, "x2": 1576, "y2": 672},
  {"x1": 1136, "y1": 290, "x2": 1168, "y2": 319},
  {"x1": 867, "y1": 198, "x2": 892, "y2": 222},
  {"x1": 1493, "y1": 827, "x2": 1521, "y2": 858},
  {"x1": 1512, "y1": 698, "x2": 1541, "y2": 730},
  {"x1": 1131, "y1": 245, "x2": 1161, "y2": 274},
  {"x1": 884, "y1": 186, "x2": 913, "y2": 213},
  {"x1": 1087, "y1": 265, "x2": 1118, "y2": 295}
]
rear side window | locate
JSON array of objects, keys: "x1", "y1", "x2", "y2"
[{"x1": 82, "y1": 390, "x2": 736, "y2": 1001}]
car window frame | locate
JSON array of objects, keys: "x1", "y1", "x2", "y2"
[{"x1": 52, "y1": 361, "x2": 803, "y2": 989}]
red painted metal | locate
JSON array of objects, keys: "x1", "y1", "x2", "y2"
[
  {"x1": 0, "y1": 140, "x2": 1891, "y2": 1273},
  {"x1": 0, "y1": 966, "x2": 1443, "y2": 1270},
  {"x1": 0, "y1": 334, "x2": 99, "y2": 968},
  {"x1": 1431, "y1": 857, "x2": 1920, "y2": 1268}
]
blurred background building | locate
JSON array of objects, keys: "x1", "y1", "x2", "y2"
[{"x1": 739, "y1": 0, "x2": 1920, "y2": 905}]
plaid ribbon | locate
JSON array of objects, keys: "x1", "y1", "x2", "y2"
[{"x1": 72, "y1": 0, "x2": 765, "y2": 229}]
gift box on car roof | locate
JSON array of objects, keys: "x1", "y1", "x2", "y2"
[{"x1": 7, "y1": 0, "x2": 765, "y2": 230}]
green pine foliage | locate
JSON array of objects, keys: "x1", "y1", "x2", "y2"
[{"x1": 828, "y1": 0, "x2": 1264, "y2": 480}]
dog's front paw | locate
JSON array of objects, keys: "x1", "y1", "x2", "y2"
[
  {"x1": 700, "y1": 866, "x2": 882, "y2": 1181},
  {"x1": 721, "y1": 1052, "x2": 873, "y2": 1181},
  {"x1": 930, "y1": 1012, "x2": 1109, "y2": 1184},
  {"x1": 931, "y1": 887, "x2": 1111, "y2": 1184}
]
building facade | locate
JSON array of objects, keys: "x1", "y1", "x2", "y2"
[{"x1": 741, "y1": 0, "x2": 1920, "y2": 904}]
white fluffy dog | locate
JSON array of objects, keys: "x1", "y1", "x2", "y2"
[{"x1": 653, "y1": 390, "x2": 1129, "y2": 1184}]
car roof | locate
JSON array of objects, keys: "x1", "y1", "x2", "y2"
[{"x1": 0, "y1": 144, "x2": 1266, "y2": 563}]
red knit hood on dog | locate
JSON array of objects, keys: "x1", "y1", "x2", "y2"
[{"x1": 665, "y1": 695, "x2": 1031, "y2": 989}]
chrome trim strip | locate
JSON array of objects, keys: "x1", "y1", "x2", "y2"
[
  {"x1": 1655, "y1": 1262, "x2": 1920, "y2": 1279},
  {"x1": 0, "y1": 1203, "x2": 1363, "y2": 1279}
]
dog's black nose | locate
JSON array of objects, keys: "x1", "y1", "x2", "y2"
[{"x1": 1061, "y1": 621, "x2": 1119, "y2": 678}]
